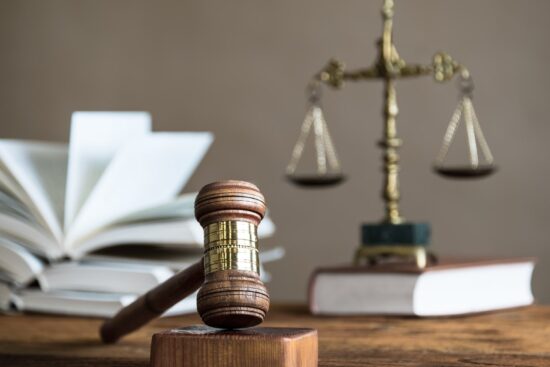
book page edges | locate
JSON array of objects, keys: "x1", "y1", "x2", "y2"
[
  {"x1": 0, "y1": 141, "x2": 67, "y2": 246},
  {"x1": 64, "y1": 112, "x2": 152, "y2": 231},
  {"x1": 413, "y1": 262, "x2": 535, "y2": 316},
  {"x1": 66, "y1": 212, "x2": 275, "y2": 259},
  {"x1": 65, "y1": 132, "x2": 213, "y2": 249},
  {"x1": 309, "y1": 259, "x2": 535, "y2": 316}
]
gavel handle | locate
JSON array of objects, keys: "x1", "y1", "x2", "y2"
[{"x1": 100, "y1": 260, "x2": 204, "y2": 344}]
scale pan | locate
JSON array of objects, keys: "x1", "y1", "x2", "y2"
[
  {"x1": 286, "y1": 174, "x2": 346, "y2": 187},
  {"x1": 433, "y1": 164, "x2": 497, "y2": 179}
]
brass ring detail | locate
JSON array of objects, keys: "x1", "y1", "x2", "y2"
[{"x1": 203, "y1": 220, "x2": 259, "y2": 275}]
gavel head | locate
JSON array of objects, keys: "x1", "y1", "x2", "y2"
[{"x1": 194, "y1": 180, "x2": 270, "y2": 329}]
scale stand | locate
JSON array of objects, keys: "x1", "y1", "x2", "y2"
[{"x1": 286, "y1": 0, "x2": 496, "y2": 268}]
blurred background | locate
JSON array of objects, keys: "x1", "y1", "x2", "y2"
[{"x1": 0, "y1": 0, "x2": 548, "y2": 303}]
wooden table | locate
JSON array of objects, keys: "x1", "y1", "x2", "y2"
[{"x1": 0, "y1": 305, "x2": 548, "y2": 366}]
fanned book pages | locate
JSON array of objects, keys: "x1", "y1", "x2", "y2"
[
  {"x1": 0, "y1": 111, "x2": 280, "y2": 317},
  {"x1": 0, "y1": 112, "x2": 214, "y2": 259},
  {"x1": 309, "y1": 259, "x2": 535, "y2": 316}
]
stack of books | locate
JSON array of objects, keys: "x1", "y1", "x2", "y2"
[{"x1": 0, "y1": 112, "x2": 279, "y2": 317}]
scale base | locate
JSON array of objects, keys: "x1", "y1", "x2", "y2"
[
  {"x1": 355, "y1": 222, "x2": 435, "y2": 268},
  {"x1": 150, "y1": 326, "x2": 318, "y2": 367}
]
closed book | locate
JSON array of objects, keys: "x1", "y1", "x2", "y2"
[
  {"x1": 0, "y1": 245, "x2": 284, "y2": 317},
  {"x1": 9, "y1": 288, "x2": 197, "y2": 318},
  {"x1": 309, "y1": 258, "x2": 535, "y2": 316}
]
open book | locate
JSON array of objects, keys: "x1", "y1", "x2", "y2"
[
  {"x1": 0, "y1": 112, "x2": 279, "y2": 317},
  {"x1": 0, "y1": 112, "x2": 216, "y2": 259}
]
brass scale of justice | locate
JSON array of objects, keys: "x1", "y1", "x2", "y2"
[{"x1": 286, "y1": 0, "x2": 496, "y2": 268}]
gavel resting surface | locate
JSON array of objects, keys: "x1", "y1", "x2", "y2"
[{"x1": 100, "y1": 180, "x2": 318, "y2": 367}]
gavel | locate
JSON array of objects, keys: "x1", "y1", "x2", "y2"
[{"x1": 100, "y1": 180, "x2": 270, "y2": 344}]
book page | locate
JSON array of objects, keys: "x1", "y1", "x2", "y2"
[
  {"x1": 38, "y1": 261, "x2": 174, "y2": 294},
  {"x1": 0, "y1": 238, "x2": 44, "y2": 286},
  {"x1": 11, "y1": 289, "x2": 138, "y2": 317},
  {"x1": 0, "y1": 164, "x2": 31, "y2": 207},
  {"x1": 71, "y1": 218, "x2": 203, "y2": 258},
  {"x1": 64, "y1": 112, "x2": 151, "y2": 230},
  {"x1": 72, "y1": 213, "x2": 275, "y2": 259},
  {"x1": 0, "y1": 140, "x2": 67, "y2": 244},
  {"x1": 0, "y1": 213, "x2": 62, "y2": 259},
  {"x1": 0, "y1": 189, "x2": 39, "y2": 225},
  {"x1": 66, "y1": 132, "x2": 213, "y2": 251},
  {"x1": 115, "y1": 192, "x2": 197, "y2": 224},
  {"x1": 82, "y1": 245, "x2": 202, "y2": 271}
]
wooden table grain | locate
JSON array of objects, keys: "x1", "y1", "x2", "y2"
[{"x1": 0, "y1": 305, "x2": 548, "y2": 366}]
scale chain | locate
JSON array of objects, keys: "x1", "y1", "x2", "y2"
[
  {"x1": 320, "y1": 113, "x2": 341, "y2": 172},
  {"x1": 464, "y1": 97, "x2": 480, "y2": 167},
  {"x1": 469, "y1": 98, "x2": 494, "y2": 164},
  {"x1": 286, "y1": 107, "x2": 314, "y2": 174},
  {"x1": 313, "y1": 107, "x2": 328, "y2": 174},
  {"x1": 435, "y1": 98, "x2": 463, "y2": 165}
]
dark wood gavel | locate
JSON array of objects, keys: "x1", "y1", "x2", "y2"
[{"x1": 100, "y1": 180, "x2": 270, "y2": 344}]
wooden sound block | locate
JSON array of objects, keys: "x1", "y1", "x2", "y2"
[{"x1": 150, "y1": 326, "x2": 318, "y2": 367}]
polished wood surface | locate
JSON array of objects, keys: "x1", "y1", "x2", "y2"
[
  {"x1": 150, "y1": 326, "x2": 317, "y2": 367},
  {"x1": 0, "y1": 305, "x2": 549, "y2": 366}
]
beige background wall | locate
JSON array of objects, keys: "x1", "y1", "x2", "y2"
[{"x1": 1, "y1": 0, "x2": 549, "y2": 302}]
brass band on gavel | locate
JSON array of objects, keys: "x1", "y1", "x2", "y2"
[{"x1": 203, "y1": 221, "x2": 259, "y2": 275}]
